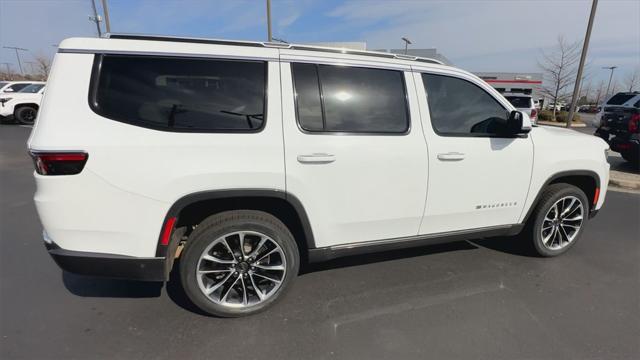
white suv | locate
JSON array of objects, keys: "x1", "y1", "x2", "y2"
[
  {"x1": 28, "y1": 35, "x2": 610, "y2": 317},
  {"x1": 504, "y1": 93, "x2": 537, "y2": 124},
  {"x1": 0, "y1": 83, "x2": 46, "y2": 124}
]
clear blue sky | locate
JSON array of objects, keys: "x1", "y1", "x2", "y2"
[{"x1": 1, "y1": 0, "x2": 639, "y2": 89}]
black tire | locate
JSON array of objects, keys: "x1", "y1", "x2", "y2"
[
  {"x1": 14, "y1": 106, "x2": 38, "y2": 125},
  {"x1": 528, "y1": 183, "x2": 589, "y2": 257},
  {"x1": 179, "y1": 210, "x2": 299, "y2": 317},
  {"x1": 621, "y1": 151, "x2": 639, "y2": 168}
]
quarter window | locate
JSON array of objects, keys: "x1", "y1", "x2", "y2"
[
  {"x1": 422, "y1": 73, "x2": 510, "y2": 136},
  {"x1": 292, "y1": 63, "x2": 409, "y2": 133},
  {"x1": 92, "y1": 55, "x2": 267, "y2": 132}
]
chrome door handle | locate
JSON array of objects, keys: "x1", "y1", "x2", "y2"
[
  {"x1": 437, "y1": 152, "x2": 465, "y2": 161},
  {"x1": 297, "y1": 153, "x2": 336, "y2": 164}
]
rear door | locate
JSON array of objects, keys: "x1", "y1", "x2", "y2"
[
  {"x1": 280, "y1": 52, "x2": 428, "y2": 248},
  {"x1": 414, "y1": 71, "x2": 533, "y2": 234}
]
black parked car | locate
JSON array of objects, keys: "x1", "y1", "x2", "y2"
[{"x1": 595, "y1": 92, "x2": 640, "y2": 167}]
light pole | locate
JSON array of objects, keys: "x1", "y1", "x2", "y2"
[
  {"x1": 101, "y1": 0, "x2": 111, "y2": 33},
  {"x1": 603, "y1": 66, "x2": 617, "y2": 100},
  {"x1": 89, "y1": 0, "x2": 103, "y2": 37},
  {"x1": 3, "y1": 46, "x2": 28, "y2": 75},
  {"x1": 401, "y1": 37, "x2": 412, "y2": 54},
  {"x1": 566, "y1": 0, "x2": 597, "y2": 128},
  {"x1": 266, "y1": 0, "x2": 272, "y2": 42}
]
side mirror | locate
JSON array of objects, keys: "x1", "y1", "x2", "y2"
[
  {"x1": 3, "y1": 88, "x2": 14, "y2": 93},
  {"x1": 507, "y1": 110, "x2": 531, "y2": 134}
]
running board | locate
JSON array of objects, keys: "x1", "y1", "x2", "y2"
[{"x1": 307, "y1": 224, "x2": 523, "y2": 262}]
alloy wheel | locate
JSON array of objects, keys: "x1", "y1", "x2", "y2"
[
  {"x1": 541, "y1": 196, "x2": 584, "y2": 251},
  {"x1": 196, "y1": 231, "x2": 286, "y2": 308}
]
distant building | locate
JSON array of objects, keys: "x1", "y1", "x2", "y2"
[{"x1": 474, "y1": 72, "x2": 543, "y2": 101}]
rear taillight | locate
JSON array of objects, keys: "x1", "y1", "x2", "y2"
[
  {"x1": 29, "y1": 151, "x2": 88, "y2": 175},
  {"x1": 629, "y1": 113, "x2": 640, "y2": 133},
  {"x1": 530, "y1": 108, "x2": 537, "y2": 119}
]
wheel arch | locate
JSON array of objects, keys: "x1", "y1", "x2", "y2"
[
  {"x1": 521, "y1": 170, "x2": 601, "y2": 224},
  {"x1": 156, "y1": 189, "x2": 316, "y2": 276},
  {"x1": 14, "y1": 103, "x2": 40, "y2": 112}
]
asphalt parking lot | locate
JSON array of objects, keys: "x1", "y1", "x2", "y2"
[{"x1": 1, "y1": 125, "x2": 639, "y2": 360}]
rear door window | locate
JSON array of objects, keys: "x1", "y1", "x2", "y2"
[
  {"x1": 91, "y1": 55, "x2": 267, "y2": 132},
  {"x1": 292, "y1": 63, "x2": 409, "y2": 133}
]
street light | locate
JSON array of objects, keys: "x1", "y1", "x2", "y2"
[
  {"x1": 603, "y1": 66, "x2": 617, "y2": 100},
  {"x1": 401, "y1": 37, "x2": 412, "y2": 54},
  {"x1": 89, "y1": 0, "x2": 103, "y2": 37},
  {"x1": 3, "y1": 46, "x2": 28, "y2": 75}
]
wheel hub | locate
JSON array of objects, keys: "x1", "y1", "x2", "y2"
[{"x1": 237, "y1": 261, "x2": 250, "y2": 273}]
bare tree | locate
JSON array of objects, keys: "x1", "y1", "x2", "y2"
[
  {"x1": 538, "y1": 36, "x2": 581, "y2": 120},
  {"x1": 33, "y1": 53, "x2": 52, "y2": 80},
  {"x1": 594, "y1": 80, "x2": 606, "y2": 106},
  {"x1": 625, "y1": 66, "x2": 640, "y2": 92}
]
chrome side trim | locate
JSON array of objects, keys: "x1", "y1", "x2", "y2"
[
  {"x1": 329, "y1": 225, "x2": 513, "y2": 251},
  {"x1": 307, "y1": 224, "x2": 522, "y2": 262}
]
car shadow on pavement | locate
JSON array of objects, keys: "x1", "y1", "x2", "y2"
[
  {"x1": 301, "y1": 240, "x2": 479, "y2": 274},
  {"x1": 62, "y1": 271, "x2": 163, "y2": 298},
  {"x1": 470, "y1": 235, "x2": 536, "y2": 257},
  {"x1": 60, "y1": 236, "x2": 535, "y2": 316}
]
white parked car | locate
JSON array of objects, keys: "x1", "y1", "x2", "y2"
[
  {"x1": 0, "y1": 83, "x2": 45, "y2": 124},
  {"x1": 504, "y1": 93, "x2": 537, "y2": 124},
  {"x1": 0, "y1": 80, "x2": 43, "y2": 94},
  {"x1": 28, "y1": 35, "x2": 610, "y2": 317}
]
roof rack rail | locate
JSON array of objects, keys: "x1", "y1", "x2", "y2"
[{"x1": 106, "y1": 33, "x2": 445, "y2": 65}]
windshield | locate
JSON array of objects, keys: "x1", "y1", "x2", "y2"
[
  {"x1": 18, "y1": 84, "x2": 44, "y2": 93},
  {"x1": 0, "y1": 82, "x2": 8, "y2": 88},
  {"x1": 606, "y1": 93, "x2": 635, "y2": 105},
  {"x1": 505, "y1": 96, "x2": 532, "y2": 108}
]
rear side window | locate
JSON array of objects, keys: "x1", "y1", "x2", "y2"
[
  {"x1": 606, "y1": 93, "x2": 635, "y2": 105},
  {"x1": 91, "y1": 55, "x2": 267, "y2": 132},
  {"x1": 505, "y1": 96, "x2": 532, "y2": 108},
  {"x1": 292, "y1": 63, "x2": 409, "y2": 133},
  {"x1": 422, "y1": 73, "x2": 509, "y2": 136}
]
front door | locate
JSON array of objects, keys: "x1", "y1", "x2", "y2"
[
  {"x1": 414, "y1": 71, "x2": 533, "y2": 234},
  {"x1": 280, "y1": 56, "x2": 428, "y2": 248}
]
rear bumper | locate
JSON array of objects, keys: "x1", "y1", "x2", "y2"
[{"x1": 45, "y1": 239, "x2": 166, "y2": 282}]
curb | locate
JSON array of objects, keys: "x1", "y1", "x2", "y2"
[
  {"x1": 609, "y1": 177, "x2": 640, "y2": 191},
  {"x1": 537, "y1": 121, "x2": 587, "y2": 128}
]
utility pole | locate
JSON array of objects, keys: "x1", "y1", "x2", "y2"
[
  {"x1": 90, "y1": 0, "x2": 103, "y2": 37},
  {"x1": 603, "y1": 66, "x2": 617, "y2": 100},
  {"x1": 3, "y1": 46, "x2": 28, "y2": 75},
  {"x1": 266, "y1": 0, "x2": 272, "y2": 42},
  {"x1": 401, "y1": 37, "x2": 412, "y2": 54},
  {"x1": 101, "y1": 0, "x2": 111, "y2": 33},
  {"x1": 566, "y1": 0, "x2": 597, "y2": 128}
]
